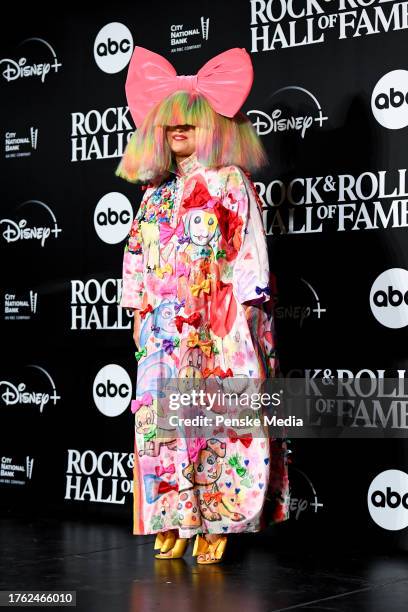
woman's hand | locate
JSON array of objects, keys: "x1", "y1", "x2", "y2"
[{"x1": 133, "y1": 309, "x2": 141, "y2": 350}]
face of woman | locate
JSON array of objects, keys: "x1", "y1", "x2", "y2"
[{"x1": 166, "y1": 124, "x2": 196, "y2": 159}]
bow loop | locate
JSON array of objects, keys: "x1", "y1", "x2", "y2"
[{"x1": 125, "y1": 46, "x2": 254, "y2": 128}]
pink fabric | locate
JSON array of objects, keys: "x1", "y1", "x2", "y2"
[{"x1": 125, "y1": 46, "x2": 254, "y2": 128}]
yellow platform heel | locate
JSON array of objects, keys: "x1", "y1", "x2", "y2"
[
  {"x1": 154, "y1": 530, "x2": 177, "y2": 554},
  {"x1": 154, "y1": 531, "x2": 167, "y2": 550},
  {"x1": 196, "y1": 535, "x2": 227, "y2": 564},
  {"x1": 155, "y1": 537, "x2": 190, "y2": 559},
  {"x1": 192, "y1": 534, "x2": 209, "y2": 557}
]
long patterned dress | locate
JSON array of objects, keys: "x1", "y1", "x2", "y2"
[{"x1": 119, "y1": 152, "x2": 289, "y2": 537}]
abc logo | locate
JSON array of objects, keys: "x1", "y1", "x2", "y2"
[
  {"x1": 93, "y1": 364, "x2": 132, "y2": 417},
  {"x1": 94, "y1": 23, "x2": 133, "y2": 74},
  {"x1": 371, "y1": 70, "x2": 408, "y2": 129},
  {"x1": 367, "y1": 469, "x2": 408, "y2": 531},
  {"x1": 369, "y1": 268, "x2": 408, "y2": 329},
  {"x1": 94, "y1": 192, "x2": 133, "y2": 244}
]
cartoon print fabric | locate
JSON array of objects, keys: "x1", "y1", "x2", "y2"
[{"x1": 119, "y1": 152, "x2": 289, "y2": 536}]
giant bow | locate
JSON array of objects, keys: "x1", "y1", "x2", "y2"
[{"x1": 125, "y1": 46, "x2": 254, "y2": 128}]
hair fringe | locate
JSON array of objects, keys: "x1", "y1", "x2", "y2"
[{"x1": 115, "y1": 91, "x2": 268, "y2": 184}]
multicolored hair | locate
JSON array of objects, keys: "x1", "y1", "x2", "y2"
[{"x1": 115, "y1": 90, "x2": 268, "y2": 184}]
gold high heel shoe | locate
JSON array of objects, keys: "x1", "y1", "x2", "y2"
[
  {"x1": 196, "y1": 535, "x2": 227, "y2": 564},
  {"x1": 192, "y1": 534, "x2": 209, "y2": 557},
  {"x1": 155, "y1": 537, "x2": 190, "y2": 559},
  {"x1": 154, "y1": 531, "x2": 167, "y2": 550},
  {"x1": 154, "y1": 530, "x2": 176, "y2": 554}
]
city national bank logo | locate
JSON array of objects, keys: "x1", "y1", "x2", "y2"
[
  {"x1": 0, "y1": 365, "x2": 61, "y2": 414},
  {"x1": 249, "y1": 0, "x2": 408, "y2": 53},
  {"x1": 170, "y1": 16, "x2": 210, "y2": 53},
  {"x1": 275, "y1": 277, "x2": 327, "y2": 327},
  {"x1": 368, "y1": 469, "x2": 408, "y2": 531},
  {"x1": 0, "y1": 200, "x2": 62, "y2": 247},
  {"x1": 0, "y1": 38, "x2": 62, "y2": 83},
  {"x1": 94, "y1": 22, "x2": 133, "y2": 74},
  {"x1": 4, "y1": 290, "x2": 38, "y2": 320},
  {"x1": 247, "y1": 86, "x2": 328, "y2": 139},
  {"x1": 71, "y1": 278, "x2": 130, "y2": 330},
  {"x1": 0, "y1": 455, "x2": 34, "y2": 486},
  {"x1": 371, "y1": 70, "x2": 408, "y2": 130},
  {"x1": 71, "y1": 106, "x2": 133, "y2": 161},
  {"x1": 65, "y1": 449, "x2": 134, "y2": 504},
  {"x1": 370, "y1": 268, "x2": 408, "y2": 329},
  {"x1": 4, "y1": 127, "x2": 38, "y2": 159}
]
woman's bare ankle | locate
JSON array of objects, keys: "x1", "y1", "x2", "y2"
[{"x1": 205, "y1": 533, "x2": 220, "y2": 543}]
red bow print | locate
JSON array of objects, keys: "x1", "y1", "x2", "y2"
[
  {"x1": 203, "y1": 491, "x2": 223, "y2": 504},
  {"x1": 174, "y1": 311, "x2": 202, "y2": 333},
  {"x1": 202, "y1": 366, "x2": 233, "y2": 379},
  {"x1": 158, "y1": 481, "x2": 178, "y2": 494},
  {"x1": 182, "y1": 181, "x2": 216, "y2": 210},
  {"x1": 227, "y1": 428, "x2": 253, "y2": 448},
  {"x1": 140, "y1": 304, "x2": 153, "y2": 319}
]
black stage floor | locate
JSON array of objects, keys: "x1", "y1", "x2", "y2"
[{"x1": 1, "y1": 515, "x2": 408, "y2": 612}]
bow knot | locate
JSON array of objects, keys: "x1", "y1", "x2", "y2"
[
  {"x1": 155, "y1": 463, "x2": 176, "y2": 477},
  {"x1": 203, "y1": 491, "x2": 223, "y2": 505},
  {"x1": 131, "y1": 391, "x2": 153, "y2": 413},
  {"x1": 160, "y1": 221, "x2": 184, "y2": 245},
  {"x1": 125, "y1": 46, "x2": 254, "y2": 128},
  {"x1": 177, "y1": 74, "x2": 198, "y2": 92},
  {"x1": 191, "y1": 277, "x2": 211, "y2": 297},
  {"x1": 144, "y1": 428, "x2": 156, "y2": 442},
  {"x1": 174, "y1": 298, "x2": 186, "y2": 312},
  {"x1": 157, "y1": 481, "x2": 178, "y2": 494},
  {"x1": 255, "y1": 285, "x2": 271, "y2": 296},
  {"x1": 174, "y1": 312, "x2": 202, "y2": 333},
  {"x1": 227, "y1": 428, "x2": 253, "y2": 448},
  {"x1": 187, "y1": 437, "x2": 207, "y2": 462},
  {"x1": 187, "y1": 332, "x2": 213, "y2": 356},
  {"x1": 162, "y1": 337, "x2": 180, "y2": 354},
  {"x1": 140, "y1": 304, "x2": 153, "y2": 318},
  {"x1": 202, "y1": 366, "x2": 233, "y2": 379},
  {"x1": 135, "y1": 346, "x2": 147, "y2": 360},
  {"x1": 155, "y1": 262, "x2": 173, "y2": 279}
]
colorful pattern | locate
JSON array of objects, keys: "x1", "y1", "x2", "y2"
[{"x1": 120, "y1": 153, "x2": 290, "y2": 536}]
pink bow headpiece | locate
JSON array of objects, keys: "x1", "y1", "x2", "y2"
[{"x1": 125, "y1": 46, "x2": 254, "y2": 128}]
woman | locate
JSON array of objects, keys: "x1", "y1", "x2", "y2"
[{"x1": 116, "y1": 46, "x2": 289, "y2": 564}]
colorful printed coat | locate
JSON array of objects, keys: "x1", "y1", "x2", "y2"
[{"x1": 119, "y1": 152, "x2": 290, "y2": 537}]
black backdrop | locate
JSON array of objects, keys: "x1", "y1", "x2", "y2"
[{"x1": 2, "y1": 0, "x2": 408, "y2": 550}]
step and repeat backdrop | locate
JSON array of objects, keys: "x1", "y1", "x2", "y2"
[{"x1": 2, "y1": 1, "x2": 408, "y2": 548}]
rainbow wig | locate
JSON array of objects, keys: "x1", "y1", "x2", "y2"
[{"x1": 115, "y1": 91, "x2": 268, "y2": 184}]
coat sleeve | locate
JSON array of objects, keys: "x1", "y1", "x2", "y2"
[
  {"x1": 118, "y1": 187, "x2": 152, "y2": 310},
  {"x1": 223, "y1": 166, "x2": 271, "y2": 306}
]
